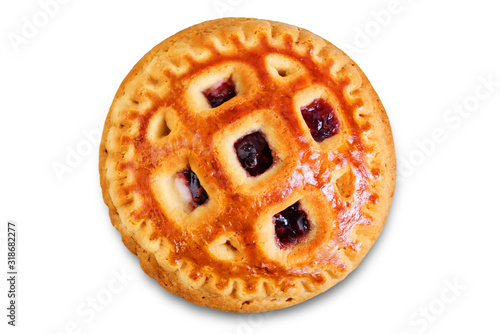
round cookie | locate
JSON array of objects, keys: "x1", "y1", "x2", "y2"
[{"x1": 99, "y1": 18, "x2": 396, "y2": 312}]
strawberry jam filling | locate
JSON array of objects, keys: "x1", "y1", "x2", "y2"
[
  {"x1": 274, "y1": 202, "x2": 310, "y2": 248},
  {"x1": 234, "y1": 132, "x2": 273, "y2": 177},
  {"x1": 300, "y1": 98, "x2": 339, "y2": 142},
  {"x1": 203, "y1": 78, "x2": 237, "y2": 108},
  {"x1": 177, "y1": 169, "x2": 209, "y2": 207}
]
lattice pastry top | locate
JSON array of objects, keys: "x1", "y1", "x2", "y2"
[{"x1": 99, "y1": 17, "x2": 396, "y2": 312}]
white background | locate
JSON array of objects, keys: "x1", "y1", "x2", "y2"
[{"x1": 1, "y1": 0, "x2": 499, "y2": 333}]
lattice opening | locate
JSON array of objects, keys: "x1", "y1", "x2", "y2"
[
  {"x1": 223, "y1": 239, "x2": 238, "y2": 252},
  {"x1": 148, "y1": 108, "x2": 174, "y2": 141},
  {"x1": 277, "y1": 68, "x2": 289, "y2": 77},
  {"x1": 184, "y1": 62, "x2": 259, "y2": 115},
  {"x1": 203, "y1": 77, "x2": 237, "y2": 108},
  {"x1": 300, "y1": 98, "x2": 340, "y2": 143},
  {"x1": 234, "y1": 131, "x2": 274, "y2": 177},
  {"x1": 273, "y1": 201, "x2": 311, "y2": 249},
  {"x1": 336, "y1": 168, "x2": 355, "y2": 199},
  {"x1": 209, "y1": 235, "x2": 243, "y2": 261},
  {"x1": 156, "y1": 118, "x2": 171, "y2": 138},
  {"x1": 174, "y1": 169, "x2": 209, "y2": 212},
  {"x1": 266, "y1": 53, "x2": 305, "y2": 80}
]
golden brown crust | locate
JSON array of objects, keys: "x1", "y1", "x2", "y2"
[{"x1": 99, "y1": 17, "x2": 396, "y2": 312}]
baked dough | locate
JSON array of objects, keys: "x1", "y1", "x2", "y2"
[{"x1": 99, "y1": 18, "x2": 396, "y2": 312}]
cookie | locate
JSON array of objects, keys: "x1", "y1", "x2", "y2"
[{"x1": 99, "y1": 17, "x2": 396, "y2": 312}]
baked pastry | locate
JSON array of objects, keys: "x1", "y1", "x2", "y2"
[{"x1": 99, "y1": 17, "x2": 396, "y2": 312}]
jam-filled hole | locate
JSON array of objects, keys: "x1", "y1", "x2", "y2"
[
  {"x1": 273, "y1": 202, "x2": 311, "y2": 248},
  {"x1": 203, "y1": 78, "x2": 237, "y2": 108},
  {"x1": 174, "y1": 169, "x2": 209, "y2": 210},
  {"x1": 234, "y1": 132, "x2": 273, "y2": 177},
  {"x1": 300, "y1": 98, "x2": 340, "y2": 142}
]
